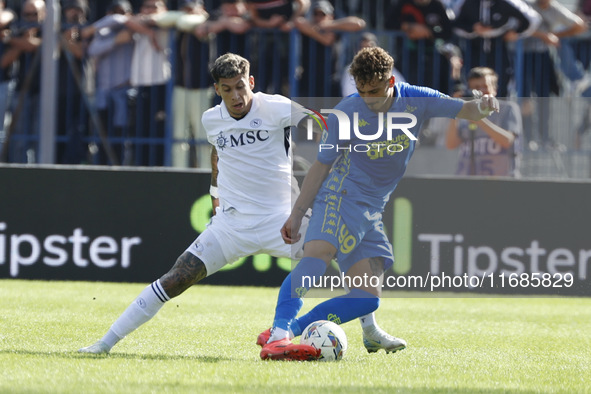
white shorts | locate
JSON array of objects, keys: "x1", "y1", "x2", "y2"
[{"x1": 185, "y1": 207, "x2": 308, "y2": 276}]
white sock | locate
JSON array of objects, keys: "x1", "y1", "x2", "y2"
[
  {"x1": 101, "y1": 280, "x2": 170, "y2": 348},
  {"x1": 359, "y1": 312, "x2": 377, "y2": 330},
  {"x1": 268, "y1": 327, "x2": 290, "y2": 343},
  {"x1": 100, "y1": 330, "x2": 121, "y2": 348}
]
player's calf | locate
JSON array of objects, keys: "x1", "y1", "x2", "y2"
[{"x1": 159, "y1": 252, "x2": 208, "y2": 298}]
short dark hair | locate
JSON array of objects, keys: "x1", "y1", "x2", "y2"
[
  {"x1": 209, "y1": 53, "x2": 250, "y2": 83},
  {"x1": 349, "y1": 47, "x2": 394, "y2": 87},
  {"x1": 467, "y1": 67, "x2": 498, "y2": 89}
]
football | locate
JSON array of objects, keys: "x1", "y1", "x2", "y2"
[{"x1": 300, "y1": 320, "x2": 348, "y2": 361}]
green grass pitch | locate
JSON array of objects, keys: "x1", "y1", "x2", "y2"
[{"x1": 1, "y1": 279, "x2": 590, "y2": 393}]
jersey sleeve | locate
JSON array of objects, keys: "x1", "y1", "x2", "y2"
[
  {"x1": 259, "y1": 94, "x2": 297, "y2": 130},
  {"x1": 550, "y1": 1, "x2": 582, "y2": 29},
  {"x1": 316, "y1": 112, "x2": 340, "y2": 165},
  {"x1": 427, "y1": 95, "x2": 464, "y2": 119},
  {"x1": 201, "y1": 105, "x2": 222, "y2": 145},
  {"x1": 403, "y1": 84, "x2": 464, "y2": 119},
  {"x1": 289, "y1": 100, "x2": 310, "y2": 128},
  {"x1": 201, "y1": 107, "x2": 214, "y2": 131}
]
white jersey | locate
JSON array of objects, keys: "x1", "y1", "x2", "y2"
[{"x1": 202, "y1": 92, "x2": 303, "y2": 214}]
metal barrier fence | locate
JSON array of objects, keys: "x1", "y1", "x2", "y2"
[{"x1": 1, "y1": 28, "x2": 591, "y2": 179}]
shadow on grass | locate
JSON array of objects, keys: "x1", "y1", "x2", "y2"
[{"x1": 0, "y1": 349, "x2": 230, "y2": 363}]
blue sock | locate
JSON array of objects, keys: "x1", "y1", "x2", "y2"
[
  {"x1": 291, "y1": 288, "x2": 379, "y2": 337},
  {"x1": 272, "y1": 257, "x2": 327, "y2": 331}
]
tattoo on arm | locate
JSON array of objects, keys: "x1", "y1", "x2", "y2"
[{"x1": 210, "y1": 147, "x2": 219, "y2": 187}]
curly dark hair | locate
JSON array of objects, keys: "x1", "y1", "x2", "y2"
[
  {"x1": 349, "y1": 47, "x2": 394, "y2": 87},
  {"x1": 209, "y1": 53, "x2": 250, "y2": 83}
]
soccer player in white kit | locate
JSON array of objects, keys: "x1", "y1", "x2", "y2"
[{"x1": 78, "y1": 53, "x2": 319, "y2": 357}]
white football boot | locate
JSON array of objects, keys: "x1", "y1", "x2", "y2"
[
  {"x1": 78, "y1": 340, "x2": 111, "y2": 354},
  {"x1": 362, "y1": 325, "x2": 407, "y2": 354}
]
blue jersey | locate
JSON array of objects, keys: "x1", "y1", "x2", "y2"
[{"x1": 317, "y1": 82, "x2": 463, "y2": 210}]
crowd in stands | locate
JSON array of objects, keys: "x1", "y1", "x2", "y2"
[{"x1": 0, "y1": 0, "x2": 590, "y2": 168}]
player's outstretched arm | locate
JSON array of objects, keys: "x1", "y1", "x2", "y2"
[{"x1": 281, "y1": 160, "x2": 331, "y2": 244}]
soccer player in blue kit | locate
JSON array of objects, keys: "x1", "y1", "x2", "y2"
[{"x1": 259, "y1": 47, "x2": 500, "y2": 361}]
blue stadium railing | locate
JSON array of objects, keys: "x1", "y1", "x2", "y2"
[{"x1": 1, "y1": 28, "x2": 590, "y2": 175}]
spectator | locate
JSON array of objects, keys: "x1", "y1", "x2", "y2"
[
  {"x1": 0, "y1": 0, "x2": 15, "y2": 140},
  {"x1": 561, "y1": 0, "x2": 591, "y2": 95},
  {"x1": 338, "y1": 0, "x2": 390, "y2": 30},
  {"x1": 246, "y1": 0, "x2": 309, "y2": 30},
  {"x1": 126, "y1": 0, "x2": 173, "y2": 166},
  {"x1": 57, "y1": 0, "x2": 91, "y2": 164},
  {"x1": 578, "y1": 0, "x2": 591, "y2": 19},
  {"x1": 445, "y1": 67, "x2": 522, "y2": 176},
  {"x1": 453, "y1": 0, "x2": 541, "y2": 97},
  {"x1": 386, "y1": 0, "x2": 462, "y2": 94},
  {"x1": 60, "y1": 0, "x2": 89, "y2": 58},
  {"x1": 294, "y1": 0, "x2": 365, "y2": 96},
  {"x1": 246, "y1": 0, "x2": 310, "y2": 94},
  {"x1": 196, "y1": 0, "x2": 251, "y2": 58},
  {"x1": 439, "y1": 0, "x2": 465, "y2": 16},
  {"x1": 570, "y1": 0, "x2": 591, "y2": 150},
  {"x1": 172, "y1": 0, "x2": 212, "y2": 168},
  {"x1": 522, "y1": 0, "x2": 586, "y2": 151},
  {"x1": 85, "y1": 0, "x2": 135, "y2": 165},
  {"x1": 341, "y1": 32, "x2": 406, "y2": 97},
  {"x1": 1, "y1": 0, "x2": 45, "y2": 163}
]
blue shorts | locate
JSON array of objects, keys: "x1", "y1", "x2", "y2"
[{"x1": 305, "y1": 191, "x2": 394, "y2": 274}]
